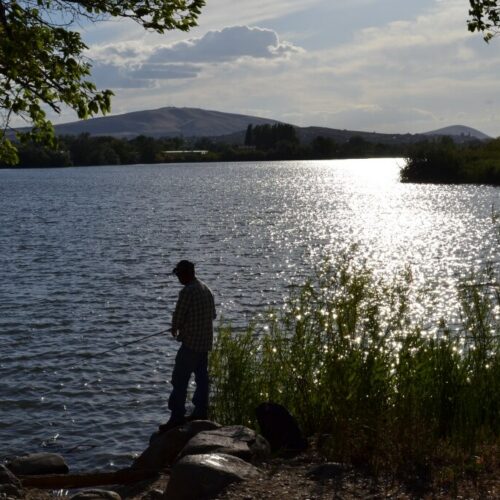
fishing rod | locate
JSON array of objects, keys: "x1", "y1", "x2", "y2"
[
  {"x1": 66, "y1": 327, "x2": 171, "y2": 370},
  {"x1": 23, "y1": 327, "x2": 174, "y2": 454}
]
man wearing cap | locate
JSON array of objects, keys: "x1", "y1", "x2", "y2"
[{"x1": 162, "y1": 260, "x2": 216, "y2": 431}]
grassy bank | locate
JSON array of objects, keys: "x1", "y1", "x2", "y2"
[{"x1": 208, "y1": 247, "x2": 499, "y2": 477}]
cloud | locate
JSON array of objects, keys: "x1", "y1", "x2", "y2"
[
  {"x1": 79, "y1": 1, "x2": 500, "y2": 137},
  {"x1": 129, "y1": 63, "x2": 200, "y2": 80},
  {"x1": 90, "y1": 61, "x2": 202, "y2": 89},
  {"x1": 195, "y1": 0, "x2": 327, "y2": 31},
  {"x1": 89, "y1": 25, "x2": 302, "y2": 89},
  {"x1": 257, "y1": 0, "x2": 500, "y2": 134},
  {"x1": 81, "y1": 0, "x2": 326, "y2": 47},
  {"x1": 147, "y1": 25, "x2": 302, "y2": 64},
  {"x1": 91, "y1": 62, "x2": 155, "y2": 89},
  {"x1": 320, "y1": 0, "x2": 493, "y2": 82}
]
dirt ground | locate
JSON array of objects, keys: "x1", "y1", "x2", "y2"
[{"x1": 21, "y1": 447, "x2": 499, "y2": 500}]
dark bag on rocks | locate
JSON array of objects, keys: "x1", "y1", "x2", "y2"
[{"x1": 255, "y1": 402, "x2": 308, "y2": 452}]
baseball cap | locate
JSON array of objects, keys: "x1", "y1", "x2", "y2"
[{"x1": 172, "y1": 260, "x2": 195, "y2": 275}]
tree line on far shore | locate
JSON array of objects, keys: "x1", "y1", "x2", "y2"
[
  {"x1": 1, "y1": 123, "x2": 499, "y2": 185},
  {"x1": 0, "y1": 124, "x2": 404, "y2": 168}
]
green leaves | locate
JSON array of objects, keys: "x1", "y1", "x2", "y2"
[
  {"x1": 0, "y1": 1, "x2": 205, "y2": 165},
  {"x1": 0, "y1": 134, "x2": 20, "y2": 165},
  {"x1": 468, "y1": 0, "x2": 500, "y2": 41}
]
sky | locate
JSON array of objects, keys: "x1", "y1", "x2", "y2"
[{"x1": 57, "y1": 0, "x2": 500, "y2": 136}]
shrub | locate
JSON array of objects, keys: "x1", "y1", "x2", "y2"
[{"x1": 209, "y1": 248, "x2": 499, "y2": 470}]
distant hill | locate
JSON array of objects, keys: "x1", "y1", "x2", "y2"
[
  {"x1": 49, "y1": 106, "x2": 490, "y2": 145},
  {"x1": 295, "y1": 125, "x2": 490, "y2": 145},
  {"x1": 217, "y1": 125, "x2": 429, "y2": 146},
  {"x1": 424, "y1": 125, "x2": 490, "y2": 141},
  {"x1": 295, "y1": 126, "x2": 425, "y2": 145},
  {"x1": 53, "y1": 107, "x2": 279, "y2": 138}
]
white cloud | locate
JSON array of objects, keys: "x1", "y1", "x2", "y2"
[
  {"x1": 82, "y1": 0, "x2": 325, "y2": 50},
  {"x1": 89, "y1": 25, "x2": 303, "y2": 89},
  {"x1": 252, "y1": 0, "x2": 500, "y2": 135},
  {"x1": 91, "y1": 62, "x2": 155, "y2": 89},
  {"x1": 191, "y1": 0, "x2": 327, "y2": 31},
  {"x1": 147, "y1": 26, "x2": 302, "y2": 63}
]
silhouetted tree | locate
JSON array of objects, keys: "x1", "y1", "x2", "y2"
[
  {"x1": 252, "y1": 123, "x2": 298, "y2": 150},
  {"x1": 244, "y1": 124, "x2": 254, "y2": 146},
  {"x1": 311, "y1": 136, "x2": 337, "y2": 158},
  {"x1": 130, "y1": 135, "x2": 161, "y2": 163},
  {"x1": 14, "y1": 142, "x2": 71, "y2": 167}
]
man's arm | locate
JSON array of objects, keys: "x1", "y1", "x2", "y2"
[{"x1": 172, "y1": 288, "x2": 191, "y2": 337}]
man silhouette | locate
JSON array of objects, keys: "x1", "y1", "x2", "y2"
[{"x1": 161, "y1": 260, "x2": 216, "y2": 432}]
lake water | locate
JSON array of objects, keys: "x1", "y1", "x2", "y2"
[{"x1": 0, "y1": 159, "x2": 498, "y2": 471}]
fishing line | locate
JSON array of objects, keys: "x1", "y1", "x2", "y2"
[{"x1": 31, "y1": 327, "x2": 173, "y2": 455}]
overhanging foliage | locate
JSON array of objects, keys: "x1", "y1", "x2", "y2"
[
  {"x1": 468, "y1": 0, "x2": 500, "y2": 41},
  {"x1": 0, "y1": 1, "x2": 204, "y2": 164}
]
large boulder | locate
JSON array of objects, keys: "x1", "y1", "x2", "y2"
[
  {"x1": 7, "y1": 452, "x2": 69, "y2": 476},
  {"x1": 178, "y1": 425, "x2": 270, "y2": 462},
  {"x1": 132, "y1": 420, "x2": 221, "y2": 471},
  {"x1": 164, "y1": 453, "x2": 261, "y2": 500},
  {"x1": 0, "y1": 483, "x2": 23, "y2": 498}
]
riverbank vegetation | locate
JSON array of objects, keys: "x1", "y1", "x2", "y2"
[
  {"x1": 401, "y1": 137, "x2": 500, "y2": 185},
  {"x1": 209, "y1": 244, "x2": 499, "y2": 483}
]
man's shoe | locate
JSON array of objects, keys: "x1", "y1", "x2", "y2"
[{"x1": 158, "y1": 417, "x2": 186, "y2": 433}]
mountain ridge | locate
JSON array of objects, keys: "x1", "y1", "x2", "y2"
[
  {"x1": 51, "y1": 106, "x2": 490, "y2": 144},
  {"x1": 423, "y1": 125, "x2": 490, "y2": 140},
  {"x1": 53, "y1": 106, "x2": 280, "y2": 138}
]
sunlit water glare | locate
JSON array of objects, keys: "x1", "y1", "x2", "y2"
[{"x1": 0, "y1": 159, "x2": 498, "y2": 470}]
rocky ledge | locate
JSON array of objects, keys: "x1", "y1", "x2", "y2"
[
  {"x1": 2, "y1": 421, "x2": 272, "y2": 500},
  {"x1": 2, "y1": 421, "x2": 498, "y2": 499}
]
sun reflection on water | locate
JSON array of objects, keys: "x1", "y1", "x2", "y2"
[{"x1": 0, "y1": 159, "x2": 498, "y2": 471}]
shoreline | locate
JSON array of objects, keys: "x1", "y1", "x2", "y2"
[{"x1": 13, "y1": 439, "x2": 500, "y2": 499}]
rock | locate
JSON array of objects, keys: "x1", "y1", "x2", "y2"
[
  {"x1": 255, "y1": 402, "x2": 308, "y2": 452},
  {"x1": 0, "y1": 465, "x2": 21, "y2": 487},
  {"x1": 178, "y1": 425, "x2": 270, "y2": 463},
  {"x1": 140, "y1": 489, "x2": 163, "y2": 499},
  {"x1": 7, "y1": 452, "x2": 69, "y2": 476},
  {"x1": 0, "y1": 483, "x2": 23, "y2": 498},
  {"x1": 132, "y1": 420, "x2": 221, "y2": 471},
  {"x1": 164, "y1": 453, "x2": 261, "y2": 500},
  {"x1": 306, "y1": 462, "x2": 346, "y2": 480},
  {"x1": 69, "y1": 490, "x2": 121, "y2": 500}
]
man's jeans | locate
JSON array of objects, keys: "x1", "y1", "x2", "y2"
[{"x1": 168, "y1": 344, "x2": 209, "y2": 421}]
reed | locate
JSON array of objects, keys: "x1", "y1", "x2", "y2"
[{"x1": 209, "y1": 247, "x2": 499, "y2": 471}]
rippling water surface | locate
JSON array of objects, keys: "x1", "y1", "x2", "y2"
[{"x1": 0, "y1": 160, "x2": 498, "y2": 470}]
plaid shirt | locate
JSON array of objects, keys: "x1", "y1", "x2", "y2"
[{"x1": 172, "y1": 278, "x2": 216, "y2": 352}]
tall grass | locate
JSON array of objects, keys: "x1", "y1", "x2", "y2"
[{"x1": 209, "y1": 247, "x2": 499, "y2": 470}]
